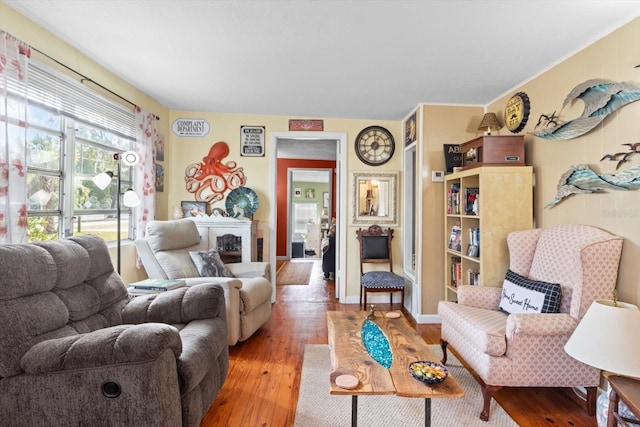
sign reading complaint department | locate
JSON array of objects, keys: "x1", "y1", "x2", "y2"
[{"x1": 171, "y1": 118, "x2": 211, "y2": 137}]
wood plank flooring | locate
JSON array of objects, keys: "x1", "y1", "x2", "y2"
[{"x1": 200, "y1": 260, "x2": 597, "y2": 427}]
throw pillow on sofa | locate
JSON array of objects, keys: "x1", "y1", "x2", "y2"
[
  {"x1": 499, "y1": 269, "x2": 561, "y2": 314},
  {"x1": 189, "y1": 250, "x2": 235, "y2": 278}
]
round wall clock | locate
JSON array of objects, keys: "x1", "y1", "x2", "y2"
[
  {"x1": 504, "y1": 92, "x2": 531, "y2": 133},
  {"x1": 355, "y1": 125, "x2": 395, "y2": 166}
]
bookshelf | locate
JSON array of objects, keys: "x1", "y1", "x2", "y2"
[{"x1": 443, "y1": 166, "x2": 533, "y2": 302}]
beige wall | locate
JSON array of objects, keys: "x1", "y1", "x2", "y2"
[
  {"x1": 166, "y1": 111, "x2": 402, "y2": 301},
  {"x1": 486, "y1": 17, "x2": 640, "y2": 306}
]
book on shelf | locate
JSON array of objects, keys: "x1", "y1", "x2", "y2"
[
  {"x1": 464, "y1": 187, "x2": 479, "y2": 215},
  {"x1": 450, "y1": 256, "x2": 462, "y2": 288},
  {"x1": 466, "y1": 227, "x2": 480, "y2": 257},
  {"x1": 129, "y1": 278, "x2": 186, "y2": 291},
  {"x1": 467, "y1": 269, "x2": 480, "y2": 286},
  {"x1": 447, "y1": 221, "x2": 462, "y2": 252},
  {"x1": 447, "y1": 183, "x2": 460, "y2": 215}
]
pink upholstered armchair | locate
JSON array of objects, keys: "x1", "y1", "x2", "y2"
[{"x1": 438, "y1": 224, "x2": 623, "y2": 421}]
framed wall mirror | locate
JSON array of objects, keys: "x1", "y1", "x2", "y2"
[{"x1": 350, "y1": 171, "x2": 398, "y2": 226}]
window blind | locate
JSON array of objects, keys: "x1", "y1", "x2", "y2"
[{"x1": 6, "y1": 59, "x2": 135, "y2": 139}]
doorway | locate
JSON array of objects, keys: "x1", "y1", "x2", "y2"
[
  {"x1": 289, "y1": 168, "x2": 332, "y2": 260},
  {"x1": 270, "y1": 131, "x2": 347, "y2": 303}
]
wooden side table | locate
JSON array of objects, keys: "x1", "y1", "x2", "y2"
[{"x1": 607, "y1": 375, "x2": 640, "y2": 427}]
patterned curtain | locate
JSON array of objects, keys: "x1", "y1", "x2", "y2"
[
  {"x1": 134, "y1": 107, "x2": 157, "y2": 248},
  {"x1": 0, "y1": 31, "x2": 30, "y2": 244}
]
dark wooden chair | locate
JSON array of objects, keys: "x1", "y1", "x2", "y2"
[{"x1": 356, "y1": 224, "x2": 404, "y2": 310}]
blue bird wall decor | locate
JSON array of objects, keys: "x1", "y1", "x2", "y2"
[
  {"x1": 546, "y1": 163, "x2": 640, "y2": 208},
  {"x1": 531, "y1": 79, "x2": 640, "y2": 140}
]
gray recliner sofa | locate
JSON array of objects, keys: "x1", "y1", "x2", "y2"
[
  {"x1": 135, "y1": 219, "x2": 273, "y2": 345},
  {"x1": 0, "y1": 235, "x2": 228, "y2": 427}
]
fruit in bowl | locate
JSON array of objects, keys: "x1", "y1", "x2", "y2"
[{"x1": 408, "y1": 361, "x2": 448, "y2": 384}]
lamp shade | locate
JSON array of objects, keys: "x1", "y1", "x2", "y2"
[
  {"x1": 92, "y1": 171, "x2": 114, "y2": 190},
  {"x1": 478, "y1": 112, "x2": 502, "y2": 134},
  {"x1": 120, "y1": 150, "x2": 140, "y2": 166},
  {"x1": 123, "y1": 189, "x2": 141, "y2": 207},
  {"x1": 564, "y1": 299, "x2": 640, "y2": 378}
]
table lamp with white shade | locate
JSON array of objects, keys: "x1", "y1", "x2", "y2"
[{"x1": 565, "y1": 298, "x2": 640, "y2": 378}]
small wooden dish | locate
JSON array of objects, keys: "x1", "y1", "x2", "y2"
[
  {"x1": 335, "y1": 374, "x2": 359, "y2": 390},
  {"x1": 385, "y1": 311, "x2": 401, "y2": 319}
]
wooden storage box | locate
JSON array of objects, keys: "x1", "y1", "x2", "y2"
[{"x1": 461, "y1": 135, "x2": 525, "y2": 170}]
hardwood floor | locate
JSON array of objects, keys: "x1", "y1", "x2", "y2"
[{"x1": 201, "y1": 260, "x2": 596, "y2": 427}]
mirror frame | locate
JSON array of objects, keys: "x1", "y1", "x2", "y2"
[{"x1": 350, "y1": 171, "x2": 398, "y2": 226}]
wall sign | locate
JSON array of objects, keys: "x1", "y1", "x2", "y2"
[
  {"x1": 240, "y1": 126, "x2": 265, "y2": 157},
  {"x1": 171, "y1": 118, "x2": 210, "y2": 137},
  {"x1": 289, "y1": 119, "x2": 323, "y2": 131}
]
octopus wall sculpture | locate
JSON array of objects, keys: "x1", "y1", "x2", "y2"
[{"x1": 185, "y1": 141, "x2": 246, "y2": 204}]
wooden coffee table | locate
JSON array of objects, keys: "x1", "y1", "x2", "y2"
[{"x1": 327, "y1": 310, "x2": 464, "y2": 427}]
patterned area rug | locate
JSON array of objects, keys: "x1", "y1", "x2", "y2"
[
  {"x1": 276, "y1": 261, "x2": 314, "y2": 285},
  {"x1": 294, "y1": 344, "x2": 517, "y2": 427}
]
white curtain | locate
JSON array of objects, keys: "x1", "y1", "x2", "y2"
[
  {"x1": 0, "y1": 31, "x2": 30, "y2": 244},
  {"x1": 134, "y1": 108, "x2": 157, "y2": 248}
]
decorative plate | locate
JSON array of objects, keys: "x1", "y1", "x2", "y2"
[
  {"x1": 408, "y1": 361, "x2": 448, "y2": 384},
  {"x1": 225, "y1": 187, "x2": 259, "y2": 218}
]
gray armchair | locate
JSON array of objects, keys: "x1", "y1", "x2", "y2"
[{"x1": 0, "y1": 235, "x2": 228, "y2": 427}]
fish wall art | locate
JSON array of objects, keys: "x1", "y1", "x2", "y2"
[
  {"x1": 532, "y1": 79, "x2": 640, "y2": 140},
  {"x1": 546, "y1": 163, "x2": 640, "y2": 208}
]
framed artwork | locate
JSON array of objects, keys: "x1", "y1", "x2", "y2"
[
  {"x1": 155, "y1": 134, "x2": 165, "y2": 161},
  {"x1": 294, "y1": 188, "x2": 302, "y2": 197},
  {"x1": 405, "y1": 111, "x2": 417, "y2": 146},
  {"x1": 305, "y1": 188, "x2": 315, "y2": 199},
  {"x1": 323, "y1": 192, "x2": 329, "y2": 208},
  {"x1": 155, "y1": 164, "x2": 164, "y2": 192},
  {"x1": 181, "y1": 200, "x2": 207, "y2": 217}
]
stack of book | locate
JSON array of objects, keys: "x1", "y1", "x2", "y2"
[
  {"x1": 450, "y1": 257, "x2": 462, "y2": 288},
  {"x1": 447, "y1": 183, "x2": 460, "y2": 215},
  {"x1": 127, "y1": 278, "x2": 186, "y2": 296}
]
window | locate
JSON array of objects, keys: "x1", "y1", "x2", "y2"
[
  {"x1": 11, "y1": 60, "x2": 136, "y2": 242},
  {"x1": 292, "y1": 203, "x2": 318, "y2": 234}
]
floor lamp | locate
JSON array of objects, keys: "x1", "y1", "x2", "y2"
[{"x1": 93, "y1": 151, "x2": 140, "y2": 274}]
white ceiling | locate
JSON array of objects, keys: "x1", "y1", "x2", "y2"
[{"x1": 5, "y1": 0, "x2": 640, "y2": 122}]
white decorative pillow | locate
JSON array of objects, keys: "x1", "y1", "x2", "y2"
[
  {"x1": 499, "y1": 269, "x2": 561, "y2": 314},
  {"x1": 189, "y1": 250, "x2": 235, "y2": 278}
]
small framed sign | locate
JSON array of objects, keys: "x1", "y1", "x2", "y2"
[
  {"x1": 240, "y1": 126, "x2": 265, "y2": 157},
  {"x1": 171, "y1": 118, "x2": 210, "y2": 137},
  {"x1": 289, "y1": 119, "x2": 323, "y2": 131}
]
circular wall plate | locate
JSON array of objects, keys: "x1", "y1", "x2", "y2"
[{"x1": 225, "y1": 187, "x2": 259, "y2": 217}]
